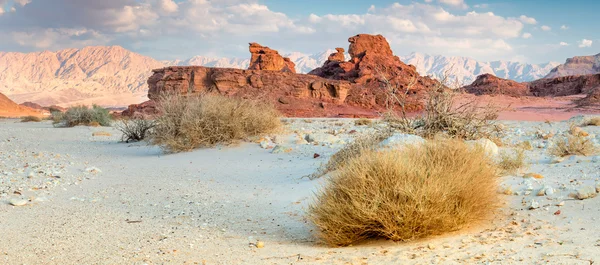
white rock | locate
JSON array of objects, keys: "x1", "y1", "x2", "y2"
[
  {"x1": 576, "y1": 186, "x2": 597, "y2": 200},
  {"x1": 592, "y1": 156, "x2": 600, "y2": 163},
  {"x1": 271, "y1": 145, "x2": 292, "y2": 154},
  {"x1": 379, "y1": 133, "x2": 425, "y2": 148},
  {"x1": 9, "y1": 198, "x2": 28, "y2": 206},
  {"x1": 544, "y1": 186, "x2": 554, "y2": 196},
  {"x1": 529, "y1": 199, "x2": 540, "y2": 210},
  {"x1": 465, "y1": 139, "x2": 499, "y2": 157},
  {"x1": 304, "y1": 133, "x2": 342, "y2": 145}
]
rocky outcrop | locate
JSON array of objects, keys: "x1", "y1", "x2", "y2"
[
  {"x1": 577, "y1": 87, "x2": 600, "y2": 108},
  {"x1": 545, "y1": 53, "x2": 600, "y2": 78},
  {"x1": 309, "y1": 34, "x2": 439, "y2": 99},
  {"x1": 529, "y1": 74, "x2": 600, "y2": 97},
  {"x1": 462, "y1": 74, "x2": 529, "y2": 97},
  {"x1": 327, "y1": 48, "x2": 346, "y2": 62},
  {"x1": 248, "y1": 43, "x2": 296, "y2": 73}
]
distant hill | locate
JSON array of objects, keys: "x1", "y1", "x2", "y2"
[
  {"x1": 544, "y1": 53, "x2": 600, "y2": 78},
  {"x1": 0, "y1": 92, "x2": 41, "y2": 117}
]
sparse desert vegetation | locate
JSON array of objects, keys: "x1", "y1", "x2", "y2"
[
  {"x1": 308, "y1": 139, "x2": 500, "y2": 246},
  {"x1": 150, "y1": 93, "x2": 281, "y2": 152},
  {"x1": 498, "y1": 148, "x2": 527, "y2": 175},
  {"x1": 549, "y1": 134, "x2": 598, "y2": 157},
  {"x1": 354, "y1": 117, "x2": 373, "y2": 126},
  {"x1": 584, "y1": 117, "x2": 600, "y2": 126},
  {"x1": 52, "y1": 105, "x2": 112, "y2": 127},
  {"x1": 115, "y1": 118, "x2": 156, "y2": 143},
  {"x1": 20, "y1": 115, "x2": 42, "y2": 122}
]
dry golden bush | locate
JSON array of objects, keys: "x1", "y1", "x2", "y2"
[
  {"x1": 549, "y1": 135, "x2": 598, "y2": 157},
  {"x1": 308, "y1": 139, "x2": 500, "y2": 246},
  {"x1": 497, "y1": 148, "x2": 527, "y2": 175},
  {"x1": 151, "y1": 93, "x2": 281, "y2": 153},
  {"x1": 20, "y1": 115, "x2": 42, "y2": 122},
  {"x1": 584, "y1": 117, "x2": 600, "y2": 126},
  {"x1": 309, "y1": 130, "x2": 392, "y2": 180},
  {"x1": 52, "y1": 105, "x2": 111, "y2": 127},
  {"x1": 354, "y1": 118, "x2": 373, "y2": 126},
  {"x1": 517, "y1": 140, "x2": 533, "y2": 150}
]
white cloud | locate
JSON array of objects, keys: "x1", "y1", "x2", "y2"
[
  {"x1": 474, "y1": 4, "x2": 489, "y2": 8},
  {"x1": 559, "y1": 42, "x2": 569, "y2": 46},
  {"x1": 438, "y1": 0, "x2": 468, "y2": 9},
  {"x1": 560, "y1": 25, "x2": 569, "y2": 30},
  {"x1": 159, "y1": 0, "x2": 178, "y2": 13},
  {"x1": 522, "y1": 32, "x2": 531, "y2": 39},
  {"x1": 578, "y1": 39, "x2": 593, "y2": 48},
  {"x1": 15, "y1": 0, "x2": 31, "y2": 6},
  {"x1": 540, "y1": 25, "x2": 551, "y2": 31},
  {"x1": 0, "y1": 7, "x2": 4, "y2": 15},
  {"x1": 519, "y1": 15, "x2": 537, "y2": 25}
]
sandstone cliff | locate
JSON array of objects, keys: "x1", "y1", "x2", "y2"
[{"x1": 462, "y1": 74, "x2": 529, "y2": 97}]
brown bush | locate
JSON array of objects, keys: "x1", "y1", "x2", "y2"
[
  {"x1": 549, "y1": 135, "x2": 598, "y2": 157},
  {"x1": 308, "y1": 139, "x2": 500, "y2": 246},
  {"x1": 20, "y1": 115, "x2": 42, "y2": 122},
  {"x1": 151, "y1": 93, "x2": 281, "y2": 153},
  {"x1": 497, "y1": 148, "x2": 527, "y2": 175},
  {"x1": 354, "y1": 118, "x2": 373, "y2": 126},
  {"x1": 309, "y1": 130, "x2": 392, "y2": 180},
  {"x1": 115, "y1": 118, "x2": 156, "y2": 143}
]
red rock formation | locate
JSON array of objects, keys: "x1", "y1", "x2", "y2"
[
  {"x1": 127, "y1": 34, "x2": 442, "y2": 117},
  {"x1": 328, "y1": 48, "x2": 345, "y2": 62},
  {"x1": 462, "y1": 74, "x2": 529, "y2": 97},
  {"x1": 309, "y1": 34, "x2": 439, "y2": 99},
  {"x1": 529, "y1": 74, "x2": 600, "y2": 96},
  {"x1": 122, "y1": 100, "x2": 157, "y2": 117},
  {"x1": 0, "y1": 93, "x2": 42, "y2": 117},
  {"x1": 577, "y1": 87, "x2": 600, "y2": 107},
  {"x1": 248, "y1": 43, "x2": 296, "y2": 73}
]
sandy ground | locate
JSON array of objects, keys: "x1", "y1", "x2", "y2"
[{"x1": 1, "y1": 116, "x2": 600, "y2": 264}]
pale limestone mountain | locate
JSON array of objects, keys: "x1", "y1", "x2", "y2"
[
  {"x1": 544, "y1": 53, "x2": 600, "y2": 78},
  {"x1": 400, "y1": 52, "x2": 560, "y2": 86}
]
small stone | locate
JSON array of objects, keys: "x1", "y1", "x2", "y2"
[
  {"x1": 556, "y1": 201, "x2": 565, "y2": 206},
  {"x1": 313, "y1": 153, "x2": 321, "y2": 159},
  {"x1": 9, "y1": 198, "x2": 28, "y2": 206},
  {"x1": 536, "y1": 189, "x2": 546, "y2": 196},
  {"x1": 92, "y1": 131, "x2": 112, "y2": 137},
  {"x1": 576, "y1": 186, "x2": 597, "y2": 200},
  {"x1": 271, "y1": 145, "x2": 292, "y2": 154},
  {"x1": 256, "y1": 241, "x2": 265, "y2": 248},
  {"x1": 596, "y1": 183, "x2": 600, "y2": 193},
  {"x1": 529, "y1": 199, "x2": 540, "y2": 210},
  {"x1": 523, "y1": 173, "x2": 544, "y2": 179},
  {"x1": 544, "y1": 187, "x2": 554, "y2": 196},
  {"x1": 551, "y1": 157, "x2": 565, "y2": 164},
  {"x1": 427, "y1": 243, "x2": 436, "y2": 250},
  {"x1": 85, "y1": 167, "x2": 102, "y2": 174}
]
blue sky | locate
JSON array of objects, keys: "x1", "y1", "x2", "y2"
[{"x1": 0, "y1": 0, "x2": 597, "y2": 64}]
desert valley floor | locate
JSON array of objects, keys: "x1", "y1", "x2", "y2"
[{"x1": 2, "y1": 116, "x2": 600, "y2": 265}]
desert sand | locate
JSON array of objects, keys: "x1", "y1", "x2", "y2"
[{"x1": 1, "y1": 115, "x2": 600, "y2": 265}]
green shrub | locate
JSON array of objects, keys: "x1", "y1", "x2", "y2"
[
  {"x1": 53, "y1": 105, "x2": 111, "y2": 127},
  {"x1": 20, "y1": 115, "x2": 42, "y2": 122}
]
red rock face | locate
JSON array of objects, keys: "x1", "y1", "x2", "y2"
[
  {"x1": 463, "y1": 74, "x2": 529, "y2": 97},
  {"x1": 528, "y1": 74, "x2": 600, "y2": 97},
  {"x1": 126, "y1": 34, "x2": 443, "y2": 117},
  {"x1": 248, "y1": 43, "x2": 296, "y2": 73},
  {"x1": 578, "y1": 87, "x2": 600, "y2": 107}
]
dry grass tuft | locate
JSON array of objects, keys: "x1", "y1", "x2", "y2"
[
  {"x1": 354, "y1": 118, "x2": 373, "y2": 126},
  {"x1": 549, "y1": 135, "x2": 598, "y2": 157},
  {"x1": 497, "y1": 148, "x2": 527, "y2": 175},
  {"x1": 308, "y1": 139, "x2": 500, "y2": 246},
  {"x1": 309, "y1": 130, "x2": 392, "y2": 180},
  {"x1": 517, "y1": 140, "x2": 533, "y2": 150},
  {"x1": 115, "y1": 118, "x2": 156, "y2": 143},
  {"x1": 20, "y1": 115, "x2": 42, "y2": 122},
  {"x1": 584, "y1": 117, "x2": 600, "y2": 126},
  {"x1": 151, "y1": 93, "x2": 281, "y2": 153}
]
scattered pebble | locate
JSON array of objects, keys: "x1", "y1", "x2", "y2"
[{"x1": 8, "y1": 198, "x2": 28, "y2": 206}]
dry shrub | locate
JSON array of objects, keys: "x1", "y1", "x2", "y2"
[
  {"x1": 20, "y1": 115, "x2": 42, "y2": 122},
  {"x1": 309, "y1": 130, "x2": 392, "y2": 180},
  {"x1": 549, "y1": 135, "x2": 598, "y2": 157},
  {"x1": 584, "y1": 117, "x2": 600, "y2": 126},
  {"x1": 308, "y1": 139, "x2": 500, "y2": 246},
  {"x1": 517, "y1": 140, "x2": 533, "y2": 150},
  {"x1": 151, "y1": 93, "x2": 281, "y2": 152},
  {"x1": 354, "y1": 118, "x2": 373, "y2": 126},
  {"x1": 53, "y1": 105, "x2": 111, "y2": 127},
  {"x1": 497, "y1": 148, "x2": 527, "y2": 175},
  {"x1": 381, "y1": 73, "x2": 501, "y2": 140},
  {"x1": 115, "y1": 118, "x2": 156, "y2": 143}
]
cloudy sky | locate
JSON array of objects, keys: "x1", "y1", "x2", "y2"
[{"x1": 0, "y1": 0, "x2": 597, "y2": 64}]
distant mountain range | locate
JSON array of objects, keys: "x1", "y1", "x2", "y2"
[{"x1": 0, "y1": 45, "x2": 590, "y2": 107}]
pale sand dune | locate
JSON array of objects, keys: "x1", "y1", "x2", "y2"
[{"x1": 1, "y1": 117, "x2": 600, "y2": 264}]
